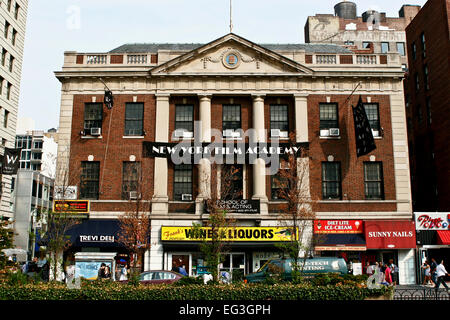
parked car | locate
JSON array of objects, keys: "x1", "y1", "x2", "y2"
[
  {"x1": 119, "y1": 270, "x2": 184, "y2": 284},
  {"x1": 244, "y1": 257, "x2": 348, "y2": 283}
]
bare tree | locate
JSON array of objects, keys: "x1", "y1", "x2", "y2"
[
  {"x1": 192, "y1": 163, "x2": 239, "y2": 282},
  {"x1": 117, "y1": 162, "x2": 152, "y2": 278},
  {"x1": 272, "y1": 132, "x2": 318, "y2": 283},
  {"x1": 39, "y1": 166, "x2": 82, "y2": 281}
]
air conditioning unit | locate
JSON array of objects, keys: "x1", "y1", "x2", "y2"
[
  {"x1": 174, "y1": 129, "x2": 193, "y2": 138},
  {"x1": 90, "y1": 127, "x2": 101, "y2": 136},
  {"x1": 320, "y1": 129, "x2": 330, "y2": 137},
  {"x1": 181, "y1": 194, "x2": 193, "y2": 201},
  {"x1": 129, "y1": 191, "x2": 141, "y2": 200},
  {"x1": 371, "y1": 129, "x2": 379, "y2": 137},
  {"x1": 223, "y1": 129, "x2": 240, "y2": 138},
  {"x1": 329, "y1": 128, "x2": 340, "y2": 136},
  {"x1": 271, "y1": 129, "x2": 281, "y2": 138}
]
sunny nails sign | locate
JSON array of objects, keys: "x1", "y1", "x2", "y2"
[
  {"x1": 414, "y1": 213, "x2": 450, "y2": 230},
  {"x1": 365, "y1": 220, "x2": 416, "y2": 249}
]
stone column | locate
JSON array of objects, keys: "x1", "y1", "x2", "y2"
[
  {"x1": 196, "y1": 95, "x2": 212, "y2": 214},
  {"x1": 152, "y1": 94, "x2": 170, "y2": 214},
  {"x1": 252, "y1": 95, "x2": 268, "y2": 214},
  {"x1": 294, "y1": 94, "x2": 309, "y2": 143}
]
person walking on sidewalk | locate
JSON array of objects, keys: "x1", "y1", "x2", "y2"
[
  {"x1": 430, "y1": 258, "x2": 438, "y2": 285},
  {"x1": 434, "y1": 260, "x2": 449, "y2": 292}
]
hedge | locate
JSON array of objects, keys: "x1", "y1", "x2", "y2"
[{"x1": 0, "y1": 281, "x2": 391, "y2": 300}]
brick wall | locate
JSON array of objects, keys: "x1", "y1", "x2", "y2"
[
  {"x1": 69, "y1": 93, "x2": 398, "y2": 213},
  {"x1": 405, "y1": 0, "x2": 450, "y2": 211}
]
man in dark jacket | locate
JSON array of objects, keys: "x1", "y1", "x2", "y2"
[{"x1": 430, "y1": 258, "x2": 438, "y2": 285}]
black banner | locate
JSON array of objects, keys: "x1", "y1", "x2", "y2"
[
  {"x1": 352, "y1": 96, "x2": 376, "y2": 157},
  {"x1": 205, "y1": 199, "x2": 260, "y2": 214},
  {"x1": 143, "y1": 141, "x2": 308, "y2": 163},
  {"x1": 2, "y1": 148, "x2": 21, "y2": 174}
]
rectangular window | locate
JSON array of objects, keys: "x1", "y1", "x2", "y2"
[
  {"x1": 80, "y1": 161, "x2": 100, "y2": 200},
  {"x1": 222, "y1": 105, "x2": 241, "y2": 136},
  {"x1": 426, "y1": 97, "x2": 432, "y2": 125},
  {"x1": 9, "y1": 55, "x2": 13, "y2": 72},
  {"x1": 14, "y1": 3, "x2": 20, "y2": 19},
  {"x1": 222, "y1": 165, "x2": 243, "y2": 200},
  {"x1": 417, "y1": 104, "x2": 423, "y2": 123},
  {"x1": 0, "y1": 77, "x2": 3, "y2": 95},
  {"x1": 4, "y1": 21, "x2": 9, "y2": 39},
  {"x1": 33, "y1": 141, "x2": 43, "y2": 149},
  {"x1": 7, "y1": 0, "x2": 12, "y2": 12},
  {"x1": 84, "y1": 103, "x2": 103, "y2": 131},
  {"x1": 175, "y1": 104, "x2": 194, "y2": 134},
  {"x1": 381, "y1": 42, "x2": 389, "y2": 53},
  {"x1": 271, "y1": 167, "x2": 289, "y2": 200},
  {"x1": 6, "y1": 82, "x2": 11, "y2": 100},
  {"x1": 396, "y1": 42, "x2": 405, "y2": 56},
  {"x1": 4, "y1": 110, "x2": 8, "y2": 128},
  {"x1": 1, "y1": 49, "x2": 6, "y2": 66},
  {"x1": 270, "y1": 105, "x2": 289, "y2": 136},
  {"x1": 362, "y1": 42, "x2": 371, "y2": 49},
  {"x1": 124, "y1": 103, "x2": 144, "y2": 136},
  {"x1": 32, "y1": 152, "x2": 42, "y2": 160},
  {"x1": 319, "y1": 103, "x2": 339, "y2": 131},
  {"x1": 415, "y1": 73, "x2": 420, "y2": 91},
  {"x1": 11, "y1": 29, "x2": 16, "y2": 46},
  {"x1": 411, "y1": 42, "x2": 417, "y2": 60},
  {"x1": 122, "y1": 161, "x2": 141, "y2": 199},
  {"x1": 322, "y1": 162, "x2": 341, "y2": 200},
  {"x1": 423, "y1": 65, "x2": 429, "y2": 90},
  {"x1": 173, "y1": 164, "x2": 193, "y2": 201},
  {"x1": 363, "y1": 103, "x2": 380, "y2": 136},
  {"x1": 420, "y1": 32, "x2": 426, "y2": 58},
  {"x1": 364, "y1": 162, "x2": 384, "y2": 199}
]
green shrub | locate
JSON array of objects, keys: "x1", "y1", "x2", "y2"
[
  {"x1": 174, "y1": 276, "x2": 204, "y2": 286},
  {"x1": 0, "y1": 281, "x2": 391, "y2": 300}
]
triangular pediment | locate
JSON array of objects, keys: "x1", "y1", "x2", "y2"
[{"x1": 150, "y1": 33, "x2": 313, "y2": 76}]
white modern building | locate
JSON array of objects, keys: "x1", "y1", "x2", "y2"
[{"x1": 0, "y1": 0, "x2": 28, "y2": 220}]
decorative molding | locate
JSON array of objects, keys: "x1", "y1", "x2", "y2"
[{"x1": 201, "y1": 47, "x2": 257, "y2": 70}]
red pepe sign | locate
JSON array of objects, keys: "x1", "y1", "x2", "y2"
[
  {"x1": 314, "y1": 220, "x2": 363, "y2": 234},
  {"x1": 365, "y1": 220, "x2": 416, "y2": 249}
]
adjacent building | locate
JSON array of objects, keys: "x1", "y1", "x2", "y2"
[
  {"x1": 304, "y1": 1, "x2": 421, "y2": 69},
  {"x1": 0, "y1": 0, "x2": 28, "y2": 220},
  {"x1": 54, "y1": 32, "x2": 416, "y2": 283},
  {"x1": 404, "y1": 0, "x2": 450, "y2": 281},
  {"x1": 11, "y1": 170, "x2": 54, "y2": 260}
]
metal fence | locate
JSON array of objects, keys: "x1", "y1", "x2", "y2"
[{"x1": 394, "y1": 287, "x2": 450, "y2": 300}]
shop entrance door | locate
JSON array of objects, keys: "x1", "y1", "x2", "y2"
[
  {"x1": 220, "y1": 252, "x2": 245, "y2": 282},
  {"x1": 171, "y1": 254, "x2": 190, "y2": 275}
]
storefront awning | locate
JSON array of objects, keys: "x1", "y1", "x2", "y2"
[
  {"x1": 65, "y1": 219, "x2": 124, "y2": 248},
  {"x1": 437, "y1": 230, "x2": 450, "y2": 245},
  {"x1": 162, "y1": 241, "x2": 282, "y2": 251},
  {"x1": 314, "y1": 234, "x2": 366, "y2": 251}
]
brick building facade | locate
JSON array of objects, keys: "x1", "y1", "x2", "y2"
[
  {"x1": 55, "y1": 33, "x2": 416, "y2": 283},
  {"x1": 404, "y1": 0, "x2": 450, "y2": 275}
]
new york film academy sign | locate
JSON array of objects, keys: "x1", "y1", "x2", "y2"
[{"x1": 143, "y1": 141, "x2": 308, "y2": 163}]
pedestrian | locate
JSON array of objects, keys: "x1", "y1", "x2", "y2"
[
  {"x1": 389, "y1": 259, "x2": 399, "y2": 285},
  {"x1": 430, "y1": 258, "x2": 438, "y2": 285},
  {"x1": 119, "y1": 264, "x2": 128, "y2": 281},
  {"x1": 178, "y1": 265, "x2": 188, "y2": 276},
  {"x1": 104, "y1": 265, "x2": 111, "y2": 279},
  {"x1": 171, "y1": 262, "x2": 180, "y2": 273},
  {"x1": 434, "y1": 260, "x2": 449, "y2": 292},
  {"x1": 97, "y1": 263, "x2": 106, "y2": 279},
  {"x1": 365, "y1": 262, "x2": 371, "y2": 275},
  {"x1": 422, "y1": 261, "x2": 431, "y2": 286},
  {"x1": 384, "y1": 263, "x2": 392, "y2": 285}
]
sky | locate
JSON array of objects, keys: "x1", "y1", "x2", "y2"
[{"x1": 18, "y1": 0, "x2": 427, "y2": 131}]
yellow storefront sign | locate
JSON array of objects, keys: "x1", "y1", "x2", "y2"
[{"x1": 161, "y1": 226, "x2": 298, "y2": 242}]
